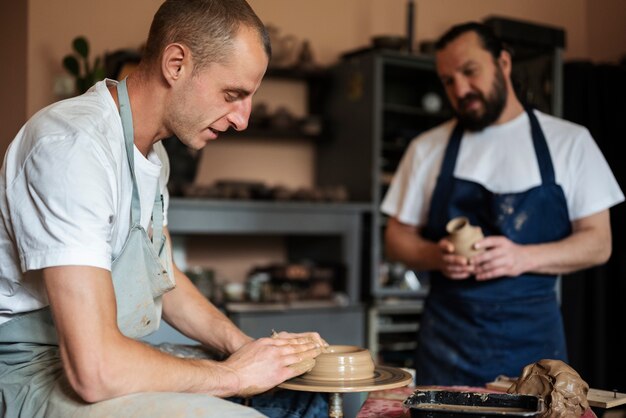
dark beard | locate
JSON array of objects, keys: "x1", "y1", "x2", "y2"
[{"x1": 456, "y1": 67, "x2": 507, "y2": 132}]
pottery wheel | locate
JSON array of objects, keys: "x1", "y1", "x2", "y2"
[{"x1": 278, "y1": 365, "x2": 413, "y2": 393}]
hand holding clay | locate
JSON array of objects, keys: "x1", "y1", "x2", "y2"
[
  {"x1": 224, "y1": 334, "x2": 323, "y2": 396},
  {"x1": 507, "y1": 359, "x2": 590, "y2": 417},
  {"x1": 445, "y1": 216, "x2": 485, "y2": 259},
  {"x1": 271, "y1": 330, "x2": 329, "y2": 374}
]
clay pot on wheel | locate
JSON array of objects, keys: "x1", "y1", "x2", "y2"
[
  {"x1": 445, "y1": 216, "x2": 484, "y2": 259},
  {"x1": 303, "y1": 345, "x2": 375, "y2": 381}
]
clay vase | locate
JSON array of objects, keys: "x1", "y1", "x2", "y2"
[
  {"x1": 445, "y1": 216, "x2": 484, "y2": 259},
  {"x1": 302, "y1": 345, "x2": 375, "y2": 381}
]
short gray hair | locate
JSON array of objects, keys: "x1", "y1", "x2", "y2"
[{"x1": 142, "y1": 0, "x2": 271, "y2": 73}]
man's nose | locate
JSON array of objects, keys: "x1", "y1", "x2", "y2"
[
  {"x1": 228, "y1": 98, "x2": 251, "y2": 131},
  {"x1": 452, "y1": 76, "x2": 472, "y2": 99}
]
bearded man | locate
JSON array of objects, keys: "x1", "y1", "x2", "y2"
[{"x1": 381, "y1": 22, "x2": 623, "y2": 386}]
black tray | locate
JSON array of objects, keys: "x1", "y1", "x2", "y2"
[{"x1": 403, "y1": 390, "x2": 545, "y2": 417}]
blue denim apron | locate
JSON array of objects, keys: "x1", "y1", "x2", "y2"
[
  {"x1": 416, "y1": 108, "x2": 570, "y2": 386},
  {"x1": 0, "y1": 79, "x2": 177, "y2": 417}
]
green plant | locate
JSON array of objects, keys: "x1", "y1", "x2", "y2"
[{"x1": 62, "y1": 36, "x2": 106, "y2": 95}]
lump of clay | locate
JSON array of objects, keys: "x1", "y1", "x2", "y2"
[
  {"x1": 289, "y1": 357, "x2": 316, "y2": 374},
  {"x1": 507, "y1": 359, "x2": 589, "y2": 417}
]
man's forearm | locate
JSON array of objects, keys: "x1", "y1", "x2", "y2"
[
  {"x1": 385, "y1": 218, "x2": 443, "y2": 271},
  {"x1": 43, "y1": 265, "x2": 243, "y2": 403},
  {"x1": 68, "y1": 332, "x2": 241, "y2": 403},
  {"x1": 161, "y1": 269, "x2": 252, "y2": 355},
  {"x1": 470, "y1": 211, "x2": 612, "y2": 280},
  {"x1": 522, "y1": 231, "x2": 611, "y2": 276}
]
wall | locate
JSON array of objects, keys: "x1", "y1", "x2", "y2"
[
  {"x1": 0, "y1": 2, "x2": 28, "y2": 158},
  {"x1": 22, "y1": 0, "x2": 619, "y2": 186},
  {"x1": 11, "y1": 0, "x2": 626, "y2": 281},
  {"x1": 586, "y1": 0, "x2": 626, "y2": 63},
  {"x1": 27, "y1": 0, "x2": 625, "y2": 117}
]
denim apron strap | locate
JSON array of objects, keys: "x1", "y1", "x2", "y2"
[{"x1": 427, "y1": 122, "x2": 465, "y2": 230}]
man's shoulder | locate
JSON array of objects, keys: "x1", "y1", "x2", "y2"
[
  {"x1": 22, "y1": 85, "x2": 122, "y2": 156},
  {"x1": 412, "y1": 119, "x2": 456, "y2": 145},
  {"x1": 534, "y1": 110, "x2": 591, "y2": 138},
  {"x1": 32, "y1": 87, "x2": 116, "y2": 134}
]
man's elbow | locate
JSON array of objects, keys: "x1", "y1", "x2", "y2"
[
  {"x1": 583, "y1": 239, "x2": 612, "y2": 269},
  {"x1": 595, "y1": 243, "x2": 612, "y2": 266},
  {"x1": 64, "y1": 356, "x2": 119, "y2": 403}
]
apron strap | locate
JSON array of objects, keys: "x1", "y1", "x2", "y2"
[
  {"x1": 428, "y1": 109, "x2": 556, "y2": 229},
  {"x1": 117, "y1": 78, "x2": 164, "y2": 249},
  {"x1": 151, "y1": 187, "x2": 164, "y2": 253},
  {"x1": 427, "y1": 122, "x2": 464, "y2": 230},
  {"x1": 117, "y1": 79, "x2": 142, "y2": 226},
  {"x1": 526, "y1": 106, "x2": 557, "y2": 184}
]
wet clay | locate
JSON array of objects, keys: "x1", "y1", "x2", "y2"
[
  {"x1": 508, "y1": 359, "x2": 589, "y2": 417},
  {"x1": 302, "y1": 345, "x2": 375, "y2": 381},
  {"x1": 270, "y1": 330, "x2": 317, "y2": 374},
  {"x1": 289, "y1": 358, "x2": 316, "y2": 374}
]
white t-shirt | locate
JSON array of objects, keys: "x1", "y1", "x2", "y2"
[
  {"x1": 0, "y1": 79, "x2": 170, "y2": 324},
  {"x1": 381, "y1": 110, "x2": 624, "y2": 227}
]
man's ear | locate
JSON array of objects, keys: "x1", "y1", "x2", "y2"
[
  {"x1": 161, "y1": 43, "x2": 189, "y2": 86},
  {"x1": 498, "y1": 49, "x2": 513, "y2": 78}
]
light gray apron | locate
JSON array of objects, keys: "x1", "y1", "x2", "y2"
[{"x1": 0, "y1": 78, "x2": 174, "y2": 416}]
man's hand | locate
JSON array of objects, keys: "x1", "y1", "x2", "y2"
[
  {"x1": 437, "y1": 237, "x2": 475, "y2": 280},
  {"x1": 223, "y1": 335, "x2": 324, "y2": 397},
  {"x1": 270, "y1": 330, "x2": 328, "y2": 349},
  {"x1": 469, "y1": 235, "x2": 528, "y2": 280}
]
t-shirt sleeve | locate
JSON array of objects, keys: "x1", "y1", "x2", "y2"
[
  {"x1": 562, "y1": 128, "x2": 624, "y2": 220},
  {"x1": 380, "y1": 130, "x2": 447, "y2": 227},
  {"x1": 8, "y1": 135, "x2": 116, "y2": 272}
]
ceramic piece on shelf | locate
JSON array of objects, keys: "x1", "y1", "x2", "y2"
[
  {"x1": 445, "y1": 216, "x2": 485, "y2": 259},
  {"x1": 422, "y1": 92, "x2": 443, "y2": 113},
  {"x1": 266, "y1": 24, "x2": 299, "y2": 68}
]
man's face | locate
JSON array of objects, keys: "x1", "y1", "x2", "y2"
[
  {"x1": 165, "y1": 26, "x2": 268, "y2": 150},
  {"x1": 436, "y1": 31, "x2": 507, "y2": 131}
]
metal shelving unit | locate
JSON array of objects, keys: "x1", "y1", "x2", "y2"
[{"x1": 318, "y1": 50, "x2": 450, "y2": 367}]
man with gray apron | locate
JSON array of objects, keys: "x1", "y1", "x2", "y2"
[
  {"x1": 381, "y1": 22, "x2": 623, "y2": 386},
  {"x1": 0, "y1": 1, "x2": 327, "y2": 416}
]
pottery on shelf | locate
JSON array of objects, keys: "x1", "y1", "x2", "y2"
[
  {"x1": 302, "y1": 345, "x2": 375, "y2": 381},
  {"x1": 266, "y1": 24, "x2": 299, "y2": 68},
  {"x1": 445, "y1": 216, "x2": 484, "y2": 259}
]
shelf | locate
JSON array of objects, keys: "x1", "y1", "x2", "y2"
[
  {"x1": 222, "y1": 126, "x2": 322, "y2": 141},
  {"x1": 226, "y1": 299, "x2": 351, "y2": 313},
  {"x1": 374, "y1": 288, "x2": 430, "y2": 299},
  {"x1": 378, "y1": 341, "x2": 418, "y2": 351},
  {"x1": 168, "y1": 198, "x2": 372, "y2": 235},
  {"x1": 374, "y1": 299, "x2": 425, "y2": 314},
  {"x1": 167, "y1": 198, "x2": 372, "y2": 305},
  {"x1": 228, "y1": 66, "x2": 330, "y2": 141},
  {"x1": 266, "y1": 66, "x2": 331, "y2": 81},
  {"x1": 383, "y1": 103, "x2": 450, "y2": 119},
  {"x1": 377, "y1": 323, "x2": 420, "y2": 333}
]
